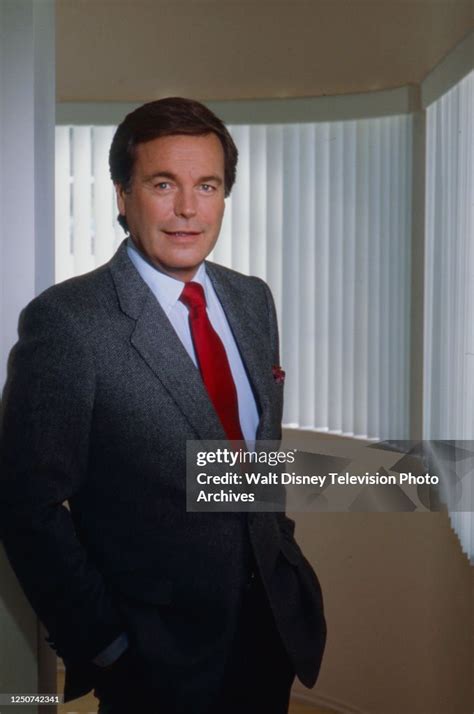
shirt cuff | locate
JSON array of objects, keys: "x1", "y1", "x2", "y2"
[{"x1": 92, "y1": 632, "x2": 129, "y2": 667}]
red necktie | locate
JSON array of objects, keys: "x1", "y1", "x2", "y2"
[{"x1": 180, "y1": 282, "x2": 244, "y2": 441}]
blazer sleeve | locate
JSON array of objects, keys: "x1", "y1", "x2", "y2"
[{"x1": 0, "y1": 295, "x2": 125, "y2": 664}]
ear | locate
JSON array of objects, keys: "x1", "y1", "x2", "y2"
[{"x1": 115, "y1": 183, "x2": 127, "y2": 217}]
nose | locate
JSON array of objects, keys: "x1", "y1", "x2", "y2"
[{"x1": 174, "y1": 188, "x2": 197, "y2": 219}]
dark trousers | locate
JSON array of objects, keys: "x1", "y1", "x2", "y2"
[
  {"x1": 210, "y1": 571, "x2": 295, "y2": 713},
  {"x1": 95, "y1": 573, "x2": 295, "y2": 714}
]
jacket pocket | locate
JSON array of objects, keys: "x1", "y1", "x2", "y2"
[{"x1": 279, "y1": 538, "x2": 325, "y2": 611}]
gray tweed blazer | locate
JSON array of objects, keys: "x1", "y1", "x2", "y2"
[{"x1": 0, "y1": 241, "x2": 326, "y2": 710}]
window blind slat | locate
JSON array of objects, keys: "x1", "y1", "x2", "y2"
[
  {"x1": 93, "y1": 127, "x2": 117, "y2": 266},
  {"x1": 265, "y1": 125, "x2": 283, "y2": 321},
  {"x1": 72, "y1": 127, "x2": 94, "y2": 275},
  {"x1": 342, "y1": 121, "x2": 356, "y2": 436},
  {"x1": 229, "y1": 125, "x2": 250, "y2": 275},
  {"x1": 281, "y1": 125, "x2": 300, "y2": 426},
  {"x1": 249, "y1": 126, "x2": 267, "y2": 281},
  {"x1": 354, "y1": 120, "x2": 369, "y2": 437},
  {"x1": 328, "y1": 122, "x2": 344, "y2": 433},
  {"x1": 313, "y1": 123, "x2": 330, "y2": 430},
  {"x1": 55, "y1": 126, "x2": 73, "y2": 282},
  {"x1": 299, "y1": 124, "x2": 316, "y2": 427}
]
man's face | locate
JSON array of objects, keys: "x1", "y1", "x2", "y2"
[{"x1": 116, "y1": 133, "x2": 226, "y2": 282}]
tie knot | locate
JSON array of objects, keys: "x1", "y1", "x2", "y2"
[{"x1": 180, "y1": 281, "x2": 207, "y2": 311}]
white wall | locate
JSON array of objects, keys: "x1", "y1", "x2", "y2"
[
  {"x1": 0, "y1": 2, "x2": 56, "y2": 711},
  {"x1": 0, "y1": 0, "x2": 55, "y2": 386}
]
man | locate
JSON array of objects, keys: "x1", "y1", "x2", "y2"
[{"x1": 0, "y1": 98, "x2": 326, "y2": 714}]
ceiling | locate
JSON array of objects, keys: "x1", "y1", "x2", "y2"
[{"x1": 56, "y1": 0, "x2": 473, "y2": 102}]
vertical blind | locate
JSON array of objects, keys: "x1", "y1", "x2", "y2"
[
  {"x1": 55, "y1": 115, "x2": 413, "y2": 440},
  {"x1": 424, "y1": 71, "x2": 474, "y2": 562}
]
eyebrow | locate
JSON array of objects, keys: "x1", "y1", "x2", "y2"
[{"x1": 144, "y1": 171, "x2": 223, "y2": 186}]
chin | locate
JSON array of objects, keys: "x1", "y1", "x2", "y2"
[
  {"x1": 164, "y1": 254, "x2": 207, "y2": 271},
  {"x1": 157, "y1": 261, "x2": 201, "y2": 279}
]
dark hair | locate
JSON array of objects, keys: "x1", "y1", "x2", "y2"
[{"x1": 109, "y1": 97, "x2": 238, "y2": 233}]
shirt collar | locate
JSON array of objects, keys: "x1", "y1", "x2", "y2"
[{"x1": 126, "y1": 237, "x2": 209, "y2": 316}]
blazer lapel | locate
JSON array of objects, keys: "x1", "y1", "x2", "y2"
[
  {"x1": 108, "y1": 242, "x2": 226, "y2": 441},
  {"x1": 205, "y1": 263, "x2": 273, "y2": 440}
]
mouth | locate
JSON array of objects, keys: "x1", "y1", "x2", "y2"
[{"x1": 164, "y1": 231, "x2": 201, "y2": 238}]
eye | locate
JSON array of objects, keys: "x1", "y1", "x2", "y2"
[
  {"x1": 200, "y1": 184, "x2": 216, "y2": 193},
  {"x1": 154, "y1": 181, "x2": 172, "y2": 190}
]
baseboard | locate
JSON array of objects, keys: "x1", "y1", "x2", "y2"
[{"x1": 292, "y1": 691, "x2": 367, "y2": 714}]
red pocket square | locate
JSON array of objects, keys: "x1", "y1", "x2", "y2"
[{"x1": 272, "y1": 365, "x2": 285, "y2": 384}]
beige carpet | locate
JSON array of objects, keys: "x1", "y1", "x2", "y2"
[{"x1": 57, "y1": 671, "x2": 336, "y2": 714}]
